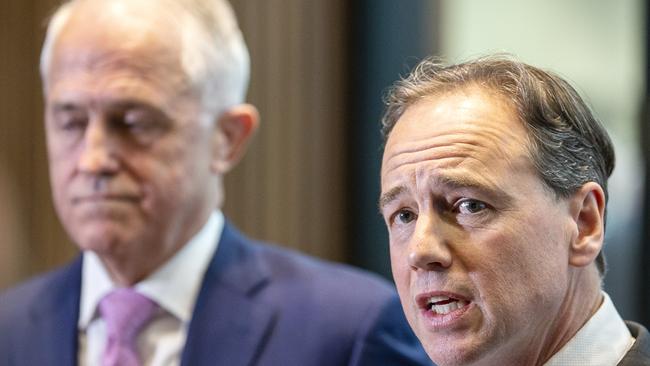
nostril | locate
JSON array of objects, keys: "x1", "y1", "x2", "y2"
[
  {"x1": 407, "y1": 246, "x2": 452, "y2": 271},
  {"x1": 78, "y1": 144, "x2": 120, "y2": 174}
]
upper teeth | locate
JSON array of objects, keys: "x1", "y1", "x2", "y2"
[
  {"x1": 427, "y1": 296, "x2": 469, "y2": 315},
  {"x1": 428, "y1": 295, "x2": 451, "y2": 304}
]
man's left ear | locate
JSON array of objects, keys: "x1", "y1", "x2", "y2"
[
  {"x1": 567, "y1": 182, "x2": 606, "y2": 268},
  {"x1": 211, "y1": 104, "x2": 259, "y2": 174}
]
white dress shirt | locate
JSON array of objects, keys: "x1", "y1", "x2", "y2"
[
  {"x1": 544, "y1": 292, "x2": 635, "y2": 366},
  {"x1": 78, "y1": 211, "x2": 224, "y2": 366}
]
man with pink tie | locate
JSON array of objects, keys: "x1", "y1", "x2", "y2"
[{"x1": 0, "y1": 1, "x2": 431, "y2": 365}]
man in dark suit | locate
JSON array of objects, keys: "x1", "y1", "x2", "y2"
[
  {"x1": 0, "y1": 0, "x2": 431, "y2": 365},
  {"x1": 379, "y1": 55, "x2": 650, "y2": 365}
]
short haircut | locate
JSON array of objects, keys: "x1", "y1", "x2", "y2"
[
  {"x1": 40, "y1": 0, "x2": 250, "y2": 115},
  {"x1": 381, "y1": 55, "x2": 615, "y2": 276}
]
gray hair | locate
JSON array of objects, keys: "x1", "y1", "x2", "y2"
[
  {"x1": 382, "y1": 55, "x2": 615, "y2": 276},
  {"x1": 40, "y1": 0, "x2": 250, "y2": 115}
]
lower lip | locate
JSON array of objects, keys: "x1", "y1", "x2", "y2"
[{"x1": 420, "y1": 301, "x2": 473, "y2": 330}]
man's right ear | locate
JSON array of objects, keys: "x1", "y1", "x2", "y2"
[
  {"x1": 211, "y1": 104, "x2": 260, "y2": 174},
  {"x1": 567, "y1": 182, "x2": 606, "y2": 269}
]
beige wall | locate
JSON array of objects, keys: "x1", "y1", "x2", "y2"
[
  {"x1": 0, "y1": 0, "x2": 349, "y2": 289},
  {"x1": 0, "y1": 0, "x2": 74, "y2": 289},
  {"x1": 227, "y1": 0, "x2": 348, "y2": 260}
]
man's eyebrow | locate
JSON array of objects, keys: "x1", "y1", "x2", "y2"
[
  {"x1": 50, "y1": 102, "x2": 83, "y2": 112},
  {"x1": 378, "y1": 175, "x2": 511, "y2": 212},
  {"x1": 433, "y1": 174, "x2": 514, "y2": 206},
  {"x1": 378, "y1": 186, "x2": 406, "y2": 212},
  {"x1": 378, "y1": 177, "x2": 483, "y2": 211},
  {"x1": 108, "y1": 99, "x2": 154, "y2": 110},
  {"x1": 433, "y1": 175, "x2": 486, "y2": 191}
]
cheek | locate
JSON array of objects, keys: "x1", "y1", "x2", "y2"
[
  {"x1": 49, "y1": 160, "x2": 74, "y2": 204},
  {"x1": 389, "y1": 243, "x2": 413, "y2": 297},
  {"x1": 143, "y1": 147, "x2": 212, "y2": 208},
  {"x1": 389, "y1": 243, "x2": 407, "y2": 281},
  {"x1": 466, "y1": 222, "x2": 570, "y2": 327},
  {"x1": 390, "y1": 247, "x2": 417, "y2": 323}
]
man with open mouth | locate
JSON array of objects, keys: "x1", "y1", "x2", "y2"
[{"x1": 379, "y1": 55, "x2": 650, "y2": 365}]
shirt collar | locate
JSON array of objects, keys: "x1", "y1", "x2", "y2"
[
  {"x1": 78, "y1": 210, "x2": 224, "y2": 328},
  {"x1": 544, "y1": 292, "x2": 635, "y2": 366}
]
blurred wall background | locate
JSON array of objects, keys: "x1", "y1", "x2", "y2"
[
  {"x1": 0, "y1": 0, "x2": 68, "y2": 289},
  {"x1": 438, "y1": 0, "x2": 646, "y2": 328},
  {"x1": 1, "y1": 0, "x2": 647, "y2": 326}
]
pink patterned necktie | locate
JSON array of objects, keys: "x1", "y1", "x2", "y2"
[{"x1": 99, "y1": 288, "x2": 158, "y2": 366}]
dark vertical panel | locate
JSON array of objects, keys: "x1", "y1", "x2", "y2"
[
  {"x1": 640, "y1": 0, "x2": 650, "y2": 328},
  {"x1": 348, "y1": 1, "x2": 439, "y2": 278}
]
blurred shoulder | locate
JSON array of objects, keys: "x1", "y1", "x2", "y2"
[
  {"x1": 0, "y1": 257, "x2": 82, "y2": 324},
  {"x1": 250, "y1": 239, "x2": 396, "y2": 302},
  {"x1": 242, "y1": 240, "x2": 432, "y2": 366}
]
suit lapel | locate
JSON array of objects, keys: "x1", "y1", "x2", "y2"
[
  {"x1": 181, "y1": 222, "x2": 276, "y2": 366},
  {"x1": 29, "y1": 256, "x2": 82, "y2": 366},
  {"x1": 618, "y1": 321, "x2": 650, "y2": 365}
]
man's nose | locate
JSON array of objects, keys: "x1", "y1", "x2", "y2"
[
  {"x1": 407, "y1": 214, "x2": 453, "y2": 271},
  {"x1": 77, "y1": 120, "x2": 120, "y2": 174}
]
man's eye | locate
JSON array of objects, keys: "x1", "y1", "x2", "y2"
[
  {"x1": 456, "y1": 199, "x2": 487, "y2": 214},
  {"x1": 110, "y1": 112, "x2": 162, "y2": 143},
  {"x1": 395, "y1": 209, "x2": 417, "y2": 224},
  {"x1": 120, "y1": 113, "x2": 153, "y2": 130},
  {"x1": 126, "y1": 119, "x2": 154, "y2": 133},
  {"x1": 51, "y1": 106, "x2": 88, "y2": 132},
  {"x1": 120, "y1": 110, "x2": 169, "y2": 140},
  {"x1": 57, "y1": 117, "x2": 88, "y2": 132}
]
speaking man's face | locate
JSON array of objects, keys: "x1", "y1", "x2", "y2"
[
  {"x1": 380, "y1": 86, "x2": 576, "y2": 365},
  {"x1": 43, "y1": 6, "x2": 221, "y2": 274}
]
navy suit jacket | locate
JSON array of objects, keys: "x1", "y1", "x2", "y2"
[
  {"x1": 619, "y1": 322, "x2": 650, "y2": 365},
  {"x1": 0, "y1": 222, "x2": 432, "y2": 366}
]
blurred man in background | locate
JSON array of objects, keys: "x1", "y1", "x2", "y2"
[
  {"x1": 0, "y1": 1, "x2": 431, "y2": 365},
  {"x1": 379, "y1": 56, "x2": 650, "y2": 365}
]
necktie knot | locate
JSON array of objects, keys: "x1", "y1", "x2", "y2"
[{"x1": 99, "y1": 288, "x2": 157, "y2": 366}]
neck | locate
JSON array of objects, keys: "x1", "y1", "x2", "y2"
[
  {"x1": 99, "y1": 209, "x2": 217, "y2": 286},
  {"x1": 532, "y1": 267, "x2": 603, "y2": 366},
  {"x1": 471, "y1": 267, "x2": 602, "y2": 366},
  {"x1": 100, "y1": 241, "x2": 185, "y2": 286}
]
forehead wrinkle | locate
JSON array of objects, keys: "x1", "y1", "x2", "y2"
[
  {"x1": 48, "y1": 48, "x2": 196, "y2": 118},
  {"x1": 384, "y1": 125, "x2": 523, "y2": 178},
  {"x1": 50, "y1": 73, "x2": 164, "y2": 110},
  {"x1": 414, "y1": 163, "x2": 503, "y2": 198},
  {"x1": 52, "y1": 48, "x2": 189, "y2": 92},
  {"x1": 383, "y1": 142, "x2": 529, "y2": 209},
  {"x1": 381, "y1": 86, "x2": 534, "y2": 203}
]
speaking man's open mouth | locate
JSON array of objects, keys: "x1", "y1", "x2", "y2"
[{"x1": 416, "y1": 292, "x2": 473, "y2": 329}]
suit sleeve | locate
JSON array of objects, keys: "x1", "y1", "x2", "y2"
[{"x1": 348, "y1": 294, "x2": 434, "y2": 366}]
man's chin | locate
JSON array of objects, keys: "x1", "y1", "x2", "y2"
[
  {"x1": 417, "y1": 329, "x2": 490, "y2": 366},
  {"x1": 72, "y1": 228, "x2": 132, "y2": 255},
  {"x1": 425, "y1": 346, "x2": 484, "y2": 366}
]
